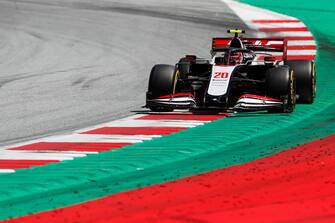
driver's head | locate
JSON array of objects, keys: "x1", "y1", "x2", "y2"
[{"x1": 229, "y1": 52, "x2": 243, "y2": 65}]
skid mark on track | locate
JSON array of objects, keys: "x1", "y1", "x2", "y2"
[
  {"x1": 0, "y1": 66, "x2": 96, "y2": 88},
  {"x1": 71, "y1": 76, "x2": 86, "y2": 86},
  {"x1": 81, "y1": 73, "x2": 119, "y2": 89}
]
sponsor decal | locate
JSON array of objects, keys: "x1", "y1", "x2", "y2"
[
  {"x1": 207, "y1": 66, "x2": 235, "y2": 96},
  {"x1": 213, "y1": 72, "x2": 229, "y2": 79}
]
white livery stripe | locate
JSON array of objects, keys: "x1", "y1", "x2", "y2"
[
  {"x1": 237, "y1": 103, "x2": 279, "y2": 107},
  {"x1": 208, "y1": 66, "x2": 235, "y2": 96},
  {"x1": 237, "y1": 98, "x2": 282, "y2": 104},
  {"x1": 155, "y1": 97, "x2": 194, "y2": 102}
]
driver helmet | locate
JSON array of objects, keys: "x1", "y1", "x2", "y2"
[{"x1": 229, "y1": 52, "x2": 243, "y2": 65}]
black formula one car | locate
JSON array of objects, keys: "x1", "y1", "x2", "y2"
[{"x1": 146, "y1": 29, "x2": 316, "y2": 113}]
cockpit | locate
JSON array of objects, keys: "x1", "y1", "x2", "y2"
[{"x1": 213, "y1": 48, "x2": 255, "y2": 66}]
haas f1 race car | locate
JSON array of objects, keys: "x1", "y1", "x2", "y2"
[{"x1": 146, "y1": 30, "x2": 316, "y2": 113}]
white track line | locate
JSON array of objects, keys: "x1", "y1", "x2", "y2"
[
  {"x1": 270, "y1": 32, "x2": 313, "y2": 37},
  {"x1": 223, "y1": 0, "x2": 316, "y2": 60},
  {"x1": 287, "y1": 50, "x2": 316, "y2": 55},
  {"x1": 0, "y1": 114, "x2": 192, "y2": 151},
  {"x1": 252, "y1": 22, "x2": 306, "y2": 28},
  {"x1": 0, "y1": 169, "x2": 15, "y2": 173},
  {"x1": 0, "y1": 115, "x2": 145, "y2": 151},
  {"x1": 221, "y1": 0, "x2": 295, "y2": 22},
  {"x1": 73, "y1": 114, "x2": 148, "y2": 133},
  {"x1": 99, "y1": 120, "x2": 205, "y2": 128},
  {"x1": 287, "y1": 40, "x2": 316, "y2": 46},
  {"x1": 43, "y1": 134, "x2": 157, "y2": 143},
  {"x1": 9, "y1": 150, "x2": 98, "y2": 154},
  {"x1": 0, "y1": 151, "x2": 84, "y2": 160},
  {"x1": 0, "y1": 112, "x2": 206, "y2": 172}
]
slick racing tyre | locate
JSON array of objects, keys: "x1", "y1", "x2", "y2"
[
  {"x1": 266, "y1": 66, "x2": 296, "y2": 113},
  {"x1": 147, "y1": 64, "x2": 176, "y2": 112},
  {"x1": 285, "y1": 60, "x2": 316, "y2": 104}
]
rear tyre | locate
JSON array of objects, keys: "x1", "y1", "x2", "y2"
[
  {"x1": 285, "y1": 60, "x2": 316, "y2": 104},
  {"x1": 147, "y1": 64, "x2": 176, "y2": 112},
  {"x1": 266, "y1": 66, "x2": 296, "y2": 113}
]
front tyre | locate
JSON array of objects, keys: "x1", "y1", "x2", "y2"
[{"x1": 146, "y1": 64, "x2": 177, "y2": 112}]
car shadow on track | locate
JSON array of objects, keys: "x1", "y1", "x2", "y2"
[{"x1": 131, "y1": 109, "x2": 290, "y2": 117}]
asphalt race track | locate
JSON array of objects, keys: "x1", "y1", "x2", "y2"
[
  {"x1": 1, "y1": 0, "x2": 335, "y2": 222},
  {"x1": 0, "y1": 0, "x2": 249, "y2": 146}
]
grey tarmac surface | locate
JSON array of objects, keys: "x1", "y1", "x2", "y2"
[{"x1": 0, "y1": 0, "x2": 251, "y2": 146}]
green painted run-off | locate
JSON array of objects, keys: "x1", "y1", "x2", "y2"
[{"x1": 1, "y1": 0, "x2": 335, "y2": 220}]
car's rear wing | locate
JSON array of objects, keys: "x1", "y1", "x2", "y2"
[{"x1": 212, "y1": 37, "x2": 288, "y2": 61}]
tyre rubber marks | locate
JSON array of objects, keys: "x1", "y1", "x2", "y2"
[{"x1": 0, "y1": 113, "x2": 227, "y2": 173}]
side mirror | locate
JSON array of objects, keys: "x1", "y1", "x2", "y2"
[{"x1": 177, "y1": 61, "x2": 191, "y2": 76}]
